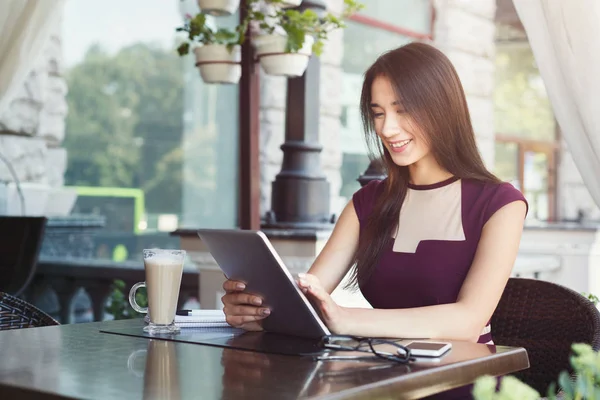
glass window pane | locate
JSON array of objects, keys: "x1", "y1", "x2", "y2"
[
  {"x1": 494, "y1": 38, "x2": 556, "y2": 141},
  {"x1": 357, "y1": 0, "x2": 432, "y2": 36},
  {"x1": 494, "y1": 142, "x2": 519, "y2": 190},
  {"x1": 523, "y1": 151, "x2": 549, "y2": 221},
  {"x1": 62, "y1": 0, "x2": 238, "y2": 261},
  {"x1": 343, "y1": 21, "x2": 413, "y2": 75},
  {"x1": 180, "y1": 15, "x2": 239, "y2": 229}
]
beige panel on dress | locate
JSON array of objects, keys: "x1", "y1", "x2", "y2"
[{"x1": 392, "y1": 180, "x2": 466, "y2": 253}]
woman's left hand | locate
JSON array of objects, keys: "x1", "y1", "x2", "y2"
[{"x1": 297, "y1": 273, "x2": 348, "y2": 334}]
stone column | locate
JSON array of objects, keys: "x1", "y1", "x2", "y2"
[
  {"x1": 262, "y1": 0, "x2": 334, "y2": 230},
  {"x1": 259, "y1": 0, "x2": 345, "y2": 221}
]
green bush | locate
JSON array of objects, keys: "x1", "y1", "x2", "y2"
[
  {"x1": 473, "y1": 343, "x2": 600, "y2": 400},
  {"x1": 105, "y1": 279, "x2": 147, "y2": 320}
]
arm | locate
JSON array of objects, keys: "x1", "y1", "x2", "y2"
[
  {"x1": 307, "y1": 199, "x2": 361, "y2": 294},
  {"x1": 300, "y1": 200, "x2": 527, "y2": 341}
]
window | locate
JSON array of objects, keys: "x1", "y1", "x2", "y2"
[
  {"x1": 338, "y1": 1, "x2": 433, "y2": 208},
  {"x1": 62, "y1": 0, "x2": 239, "y2": 260},
  {"x1": 494, "y1": 26, "x2": 558, "y2": 221}
]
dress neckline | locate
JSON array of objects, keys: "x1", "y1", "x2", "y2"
[{"x1": 407, "y1": 176, "x2": 459, "y2": 191}]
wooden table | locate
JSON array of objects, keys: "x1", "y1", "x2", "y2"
[{"x1": 0, "y1": 319, "x2": 529, "y2": 399}]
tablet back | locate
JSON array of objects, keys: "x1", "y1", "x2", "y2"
[{"x1": 197, "y1": 229, "x2": 330, "y2": 339}]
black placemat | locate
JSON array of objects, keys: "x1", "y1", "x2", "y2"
[{"x1": 100, "y1": 324, "x2": 326, "y2": 357}]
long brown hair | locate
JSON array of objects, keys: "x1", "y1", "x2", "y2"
[{"x1": 349, "y1": 42, "x2": 500, "y2": 289}]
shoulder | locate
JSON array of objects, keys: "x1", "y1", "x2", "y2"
[
  {"x1": 352, "y1": 179, "x2": 386, "y2": 225},
  {"x1": 461, "y1": 179, "x2": 528, "y2": 225}
]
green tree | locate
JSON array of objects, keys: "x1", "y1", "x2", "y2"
[{"x1": 64, "y1": 42, "x2": 185, "y2": 215}]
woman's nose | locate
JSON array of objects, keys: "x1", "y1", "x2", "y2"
[{"x1": 381, "y1": 116, "x2": 401, "y2": 137}]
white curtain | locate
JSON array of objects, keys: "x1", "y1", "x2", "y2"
[
  {"x1": 513, "y1": 0, "x2": 600, "y2": 209},
  {"x1": 0, "y1": 0, "x2": 66, "y2": 115}
]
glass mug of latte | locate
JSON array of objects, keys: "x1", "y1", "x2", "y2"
[{"x1": 129, "y1": 249, "x2": 186, "y2": 334}]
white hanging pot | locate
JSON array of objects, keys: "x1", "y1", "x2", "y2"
[
  {"x1": 194, "y1": 44, "x2": 241, "y2": 84},
  {"x1": 278, "y1": 0, "x2": 302, "y2": 8},
  {"x1": 196, "y1": 0, "x2": 240, "y2": 16},
  {"x1": 253, "y1": 34, "x2": 314, "y2": 77}
]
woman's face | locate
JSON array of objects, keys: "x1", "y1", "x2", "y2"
[{"x1": 370, "y1": 75, "x2": 431, "y2": 167}]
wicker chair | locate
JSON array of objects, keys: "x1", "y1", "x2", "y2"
[
  {"x1": 491, "y1": 277, "x2": 600, "y2": 395},
  {"x1": 0, "y1": 292, "x2": 59, "y2": 330}
]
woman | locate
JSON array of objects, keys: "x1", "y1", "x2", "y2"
[{"x1": 222, "y1": 42, "x2": 527, "y2": 346}]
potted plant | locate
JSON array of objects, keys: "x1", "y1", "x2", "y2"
[
  {"x1": 247, "y1": 0, "x2": 363, "y2": 77},
  {"x1": 196, "y1": 0, "x2": 240, "y2": 16},
  {"x1": 278, "y1": 0, "x2": 302, "y2": 8},
  {"x1": 176, "y1": 13, "x2": 244, "y2": 84},
  {"x1": 473, "y1": 343, "x2": 600, "y2": 399}
]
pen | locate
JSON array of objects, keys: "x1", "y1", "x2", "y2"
[
  {"x1": 176, "y1": 309, "x2": 225, "y2": 316},
  {"x1": 176, "y1": 309, "x2": 204, "y2": 316}
]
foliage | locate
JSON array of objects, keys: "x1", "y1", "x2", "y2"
[
  {"x1": 473, "y1": 375, "x2": 540, "y2": 400},
  {"x1": 245, "y1": 0, "x2": 363, "y2": 55},
  {"x1": 105, "y1": 279, "x2": 147, "y2": 320},
  {"x1": 583, "y1": 292, "x2": 600, "y2": 306},
  {"x1": 473, "y1": 343, "x2": 600, "y2": 400},
  {"x1": 63, "y1": 43, "x2": 184, "y2": 215},
  {"x1": 176, "y1": 13, "x2": 243, "y2": 55},
  {"x1": 176, "y1": 0, "x2": 363, "y2": 57}
]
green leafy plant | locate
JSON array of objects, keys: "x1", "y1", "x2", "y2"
[
  {"x1": 245, "y1": 0, "x2": 363, "y2": 55},
  {"x1": 473, "y1": 375, "x2": 540, "y2": 400},
  {"x1": 583, "y1": 292, "x2": 599, "y2": 306},
  {"x1": 473, "y1": 343, "x2": 600, "y2": 400},
  {"x1": 105, "y1": 279, "x2": 147, "y2": 320},
  {"x1": 176, "y1": 13, "x2": 243, "y2": 56}
]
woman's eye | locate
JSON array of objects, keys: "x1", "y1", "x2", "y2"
[
  {"x1": 373, "y1": 113, "x2": 384, "y2": 118},
  {"x1": 397, "y1": 109, "x2": 406, "y2": 114}
]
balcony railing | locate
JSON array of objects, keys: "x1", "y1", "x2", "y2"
[{"x1": 26, "y1": 256, "x2": 199, "y2": 324}]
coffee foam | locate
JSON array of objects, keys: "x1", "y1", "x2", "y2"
[{"x1": 144, "y1": 255, "x2": 183, "y2": 267}]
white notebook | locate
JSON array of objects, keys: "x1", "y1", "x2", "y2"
[{"x1": 174, "y1": 309, "x2": 231, "y2": 328}]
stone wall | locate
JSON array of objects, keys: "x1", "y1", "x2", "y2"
[
  {"x1": 0, "y1": 17, "x2": 67, "y2": 188},
  {"x1": 558, "y1": 141, "x2": 600, "y2": 221},
  {"x1": 433, "y1": 0, "x2": 497, "y2": 168}
]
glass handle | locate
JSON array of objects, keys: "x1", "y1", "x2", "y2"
[{"x1": 129, "y1": 282, "x2": 148, "y2": 314}]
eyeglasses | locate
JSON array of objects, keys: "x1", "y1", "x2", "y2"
[{"x1": 317, "y1": 335, "x2": 412, "y2": 364}]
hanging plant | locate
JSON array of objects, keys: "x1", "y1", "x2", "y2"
[
  {"x1": 278, "y1": 0, "x2": 302, "y2": 8},
  {"x1": 176, "y1": 13, "x2": 244, "y2": 84},
  {"x1": 246, "y1": 0, "x2": 363, "y2": 76},
  {"x1": 176, "y1": 0, "x2": 364, "y2": 81},
  {"x1": 196, "y1": 0, "x2": 241, "y2": 16}
]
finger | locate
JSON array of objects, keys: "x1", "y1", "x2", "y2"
[
  {"x1": 298, "y1": 273, "x2": 322, "y2": 294},
  {"x1": 222, "y1": 292, "x2": 263, "y2": 306},
  {"x1": 302, "y1": 273, "x2": 322, "y2": 287},
  {"x1": 226, "y1": 314, "x2": 269, "y2": 328},
  {"x1": 239, "y1": 321, "x2": 264, "y2": 332},
  {"x1": 224, "y1": 305, "x2": 270, "y2": 317},
  {"x1": 223, "y1": 280, "x2": 246, "y2": 292},
  {"x1": 298, "y1": 273, "x2": 330, "y2": 305}
]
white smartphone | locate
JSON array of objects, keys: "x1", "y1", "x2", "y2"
[{"x1": 403, "y1": 341, "x2": 452, "y2": 358}]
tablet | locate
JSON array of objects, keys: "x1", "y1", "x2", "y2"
[{"x1": 197, "y1": 229, "x2": 331, "y2": 340}]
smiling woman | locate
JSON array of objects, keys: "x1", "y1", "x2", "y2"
[
  {"x1": 223, "y1": 42, "x2": 528, "y2": 399},
  {"x1": 222, "y1": 42, "x2": 528, "y2": 346}
]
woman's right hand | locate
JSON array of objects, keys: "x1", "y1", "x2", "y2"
[{"x1": 221, "y1": 279, "x2": 270, "y2": 331}]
